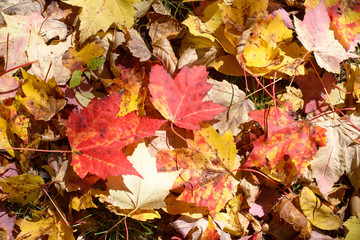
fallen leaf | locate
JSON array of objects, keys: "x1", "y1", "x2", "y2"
[
  {"x1": 243, "y1": 13, "x2": 308, "y2": 76},
  {"x1": 326, "y1": 0, "x2": 360, "y2": 50},
  {"x1": 149, "y1": 64, "x2": 226, "y2": 130},
  {"x1": 15, "y1": 69, "x2": 66, "y2": 121},
  {"x1": 16, "y1": 207, "x2": 74, "y2": 240},
  {"x1": 219, "y1": 0, "x2": 268, "y2": 54},
  {"x1": 215, "y1": 194, "x2": 248, "y2": 236},
  {"x1": 276, "y1": 86, "x2": 304, "y2": 112},
  {"x1": 70, "y1": 190, "x2": 97, "y2": 211},
  {"x1": 104, "y1": 143, "x2": 180, "y2": 219},
  {"x1": 0, "y1": 75, "x2": 20, "y2": 100},
  {"x1": 62, "y1": 42, "x2": 105, "y2": 74},
  {"x1": 128, "y1": 28, "x2": 151, "y2": 62},
  {"x1": 61, "y1": 0, "x2": 137, "y2": 42},
  {"x1": 294, "y1": 0, "x2": 358, "y2": 73},
  {"x1": 343, "y1": 213, "x2": 360, "y2": 240},
  {"x1": 26, "y1": 29, "x2": 72, "y2": 85},
  {"x1": 0, "y1": 117, "x2": 15, "y2": 157},
  {"x1": 295, "y1": 69, "x2": 336, "y2": 114},
  {"x1": 243, "y1": 103, "x2": 327, "y2": 174},
  {"x1": 66, "y1": 92, "x2": 166, "y2": 179},
  {"x1": 309, "y1": 115, "x2": 360, "y2": 194},
  {"x1": 0, "y1": 206, "x2": 15, "y2": 240},
  {"x1": 148, "y1": 14, "x2": 185, "y2": 74},
  {"x1": 299, "y1": 187, "x2": 342, "y2": 230},
  {"x1": 204, "y1": 78, "x2": 255, "y2": 135},
  {"x1": 157, "y1": 125, "x2": 239, "y2": 216},
  {"x1": 0, "y1": 11, "x2": 66, "y2": 74},
  {"x1": 268, "y1": 196, "x2": 312, "y2": 239},
  {"x1": 203, "y1": 216, "x2": 221, "y2": 240},
  {"x1": 0, "y1": 173, "x2": 44, "y2": 205}
]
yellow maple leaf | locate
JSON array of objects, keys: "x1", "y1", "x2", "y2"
[
  {"x1": 62, "y1": 0, "x2": 138, "y2": 42},
  {"x1": 242, "y1": 13, "x2": 308, "y2": 76},
  {"x1": 16, "y1": 207, "x2": 74, "y2": 240},
  {"x1": 0, "y1": 173, "x2": 44, "y2": 205},
  {"x1": 70, "y1": 190, "x2": 97, "y2": 211},
  {"x1": 15, "y1": 69, "x2": 66, "y2": 121},
  {"x1": 102, "y1": 143, "x2": 180, "y2": 220},
  {"x1": 300, "y1": 187, "x2": 342, "y2": 230}
]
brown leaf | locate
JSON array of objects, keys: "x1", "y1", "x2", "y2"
[
  {"x1": 128, "y1": 28, "x2": 151, "y2": 62},
  {"x1": 268, "y1": 197, "x2": 312, "y2": 240}
]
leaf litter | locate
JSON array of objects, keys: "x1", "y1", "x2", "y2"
[{"x1": 0, "y1": 0, "x2": 359, "y2": 239}]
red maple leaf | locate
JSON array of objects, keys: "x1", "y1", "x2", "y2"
[
  {"x1": 149, "y1": 65, "x2": 226, "y2": 130},
  {"x1": 66, "y1": 92, "x2": 166, "y2": 179},
  {"x1": 243, "y1": 103, "x2": 327, "y2": 174}
]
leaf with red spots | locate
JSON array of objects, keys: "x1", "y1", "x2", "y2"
[
  {"x1": 66, "y1": 92, "x2": 166, "y2": 179},
  {"x1": 149, "y1": 65, "x2": 226, "y2": 130},
  {"x1": 326, "y1": 0, "x2": 360, "y2": 50},
  {"x1": 157, "y1": 125, "x2": 239, "y2": 216},
  {"x1": 242, "y1": 103, "x2": 327, "y2": 174}
]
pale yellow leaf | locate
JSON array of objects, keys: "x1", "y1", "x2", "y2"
[
  {"x1": 104, "y1": 143, "x2": 180, "y2": 217},
  {"x1": 300, "y1": 187, "x2": 342, "y2": 230},
  {"x1": 61, "y1": 0, "x2": 138, "y2": 42}
]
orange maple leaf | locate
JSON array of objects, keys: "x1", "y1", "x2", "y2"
[
  {"x1": 66, "y1": 92, "x2": 166, "y2": 179},
  {"x1": 243, "y1": 103, "x2": 327, "y2": 174},
  {"x1": 149, "y1": 65, "x2": 226, "y2": 130},
  {"x1": 157, "y1": 125, "x2": 239, "y2": 216}
]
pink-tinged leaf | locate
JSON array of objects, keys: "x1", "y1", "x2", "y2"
[
  {"x1": 0, "y1": 75, "x2": 20, "y2": 100},
  {"x1": 66, "y1": 92, "x2": 166, "y2": 179},
  {"x1": 149, "y1": 65, "x2": 226, "y2": 130},
  {"x1": 294, "y1": 0, "x2": 358, "y2": 73},
  {"x1": 243, "y1": 103, "x2": 327, "y2": 174}
]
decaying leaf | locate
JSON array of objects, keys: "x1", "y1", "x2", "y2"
[
  {"x1": 26, "y1": 29, "x2": 72, "y2": 85},
  {"x1": 15, "y1": 69, "x2": 66, "y2": 121},
  {"x1": 148, "y1": 14, "x2": 185, "y2": 74},
  {"x1": 309, "y1": 115, "x2": 360, "y2": 194},
  {"x1": 204, "y1": 78, "x2": 255, "y2": 135},
  {"x1": 268, "y1": 196, "x2": 312, "y2": 239},
  {"x1": 16, "y1": 207, "x2": 74, "y2": 240},
  {"x1": 62, "y1": 42, "x2": 105, "y2": 73},
  {"x1": 0, "y1": 173, "x2": 44, "y2": 205}
]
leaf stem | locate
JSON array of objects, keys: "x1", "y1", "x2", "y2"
[{"x1": 0, "y1": 147, "x2": 72, "y2": 153}]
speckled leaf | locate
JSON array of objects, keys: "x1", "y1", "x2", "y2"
[
  {"x1": 243, "y1": 103, "x2": 327, "y2": 174},
  {"x1": 15, "y1": 69, "x2": 66, "y2": 121},
  {"x1": 62, "y1": 42, "x2": 105, "y2": 73},
  {"x1": 149, "y1": 65, "x2": 226, "y2": 130},
  {"x1": 157, "y1": 125, "x2": 239, "y2": 216},
  {"x1": 0, "y1": 173, "x2": 44, "y2": 205},
  {"x1": 66, "y1": 92, "x2": 166, "y2": 179}
]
